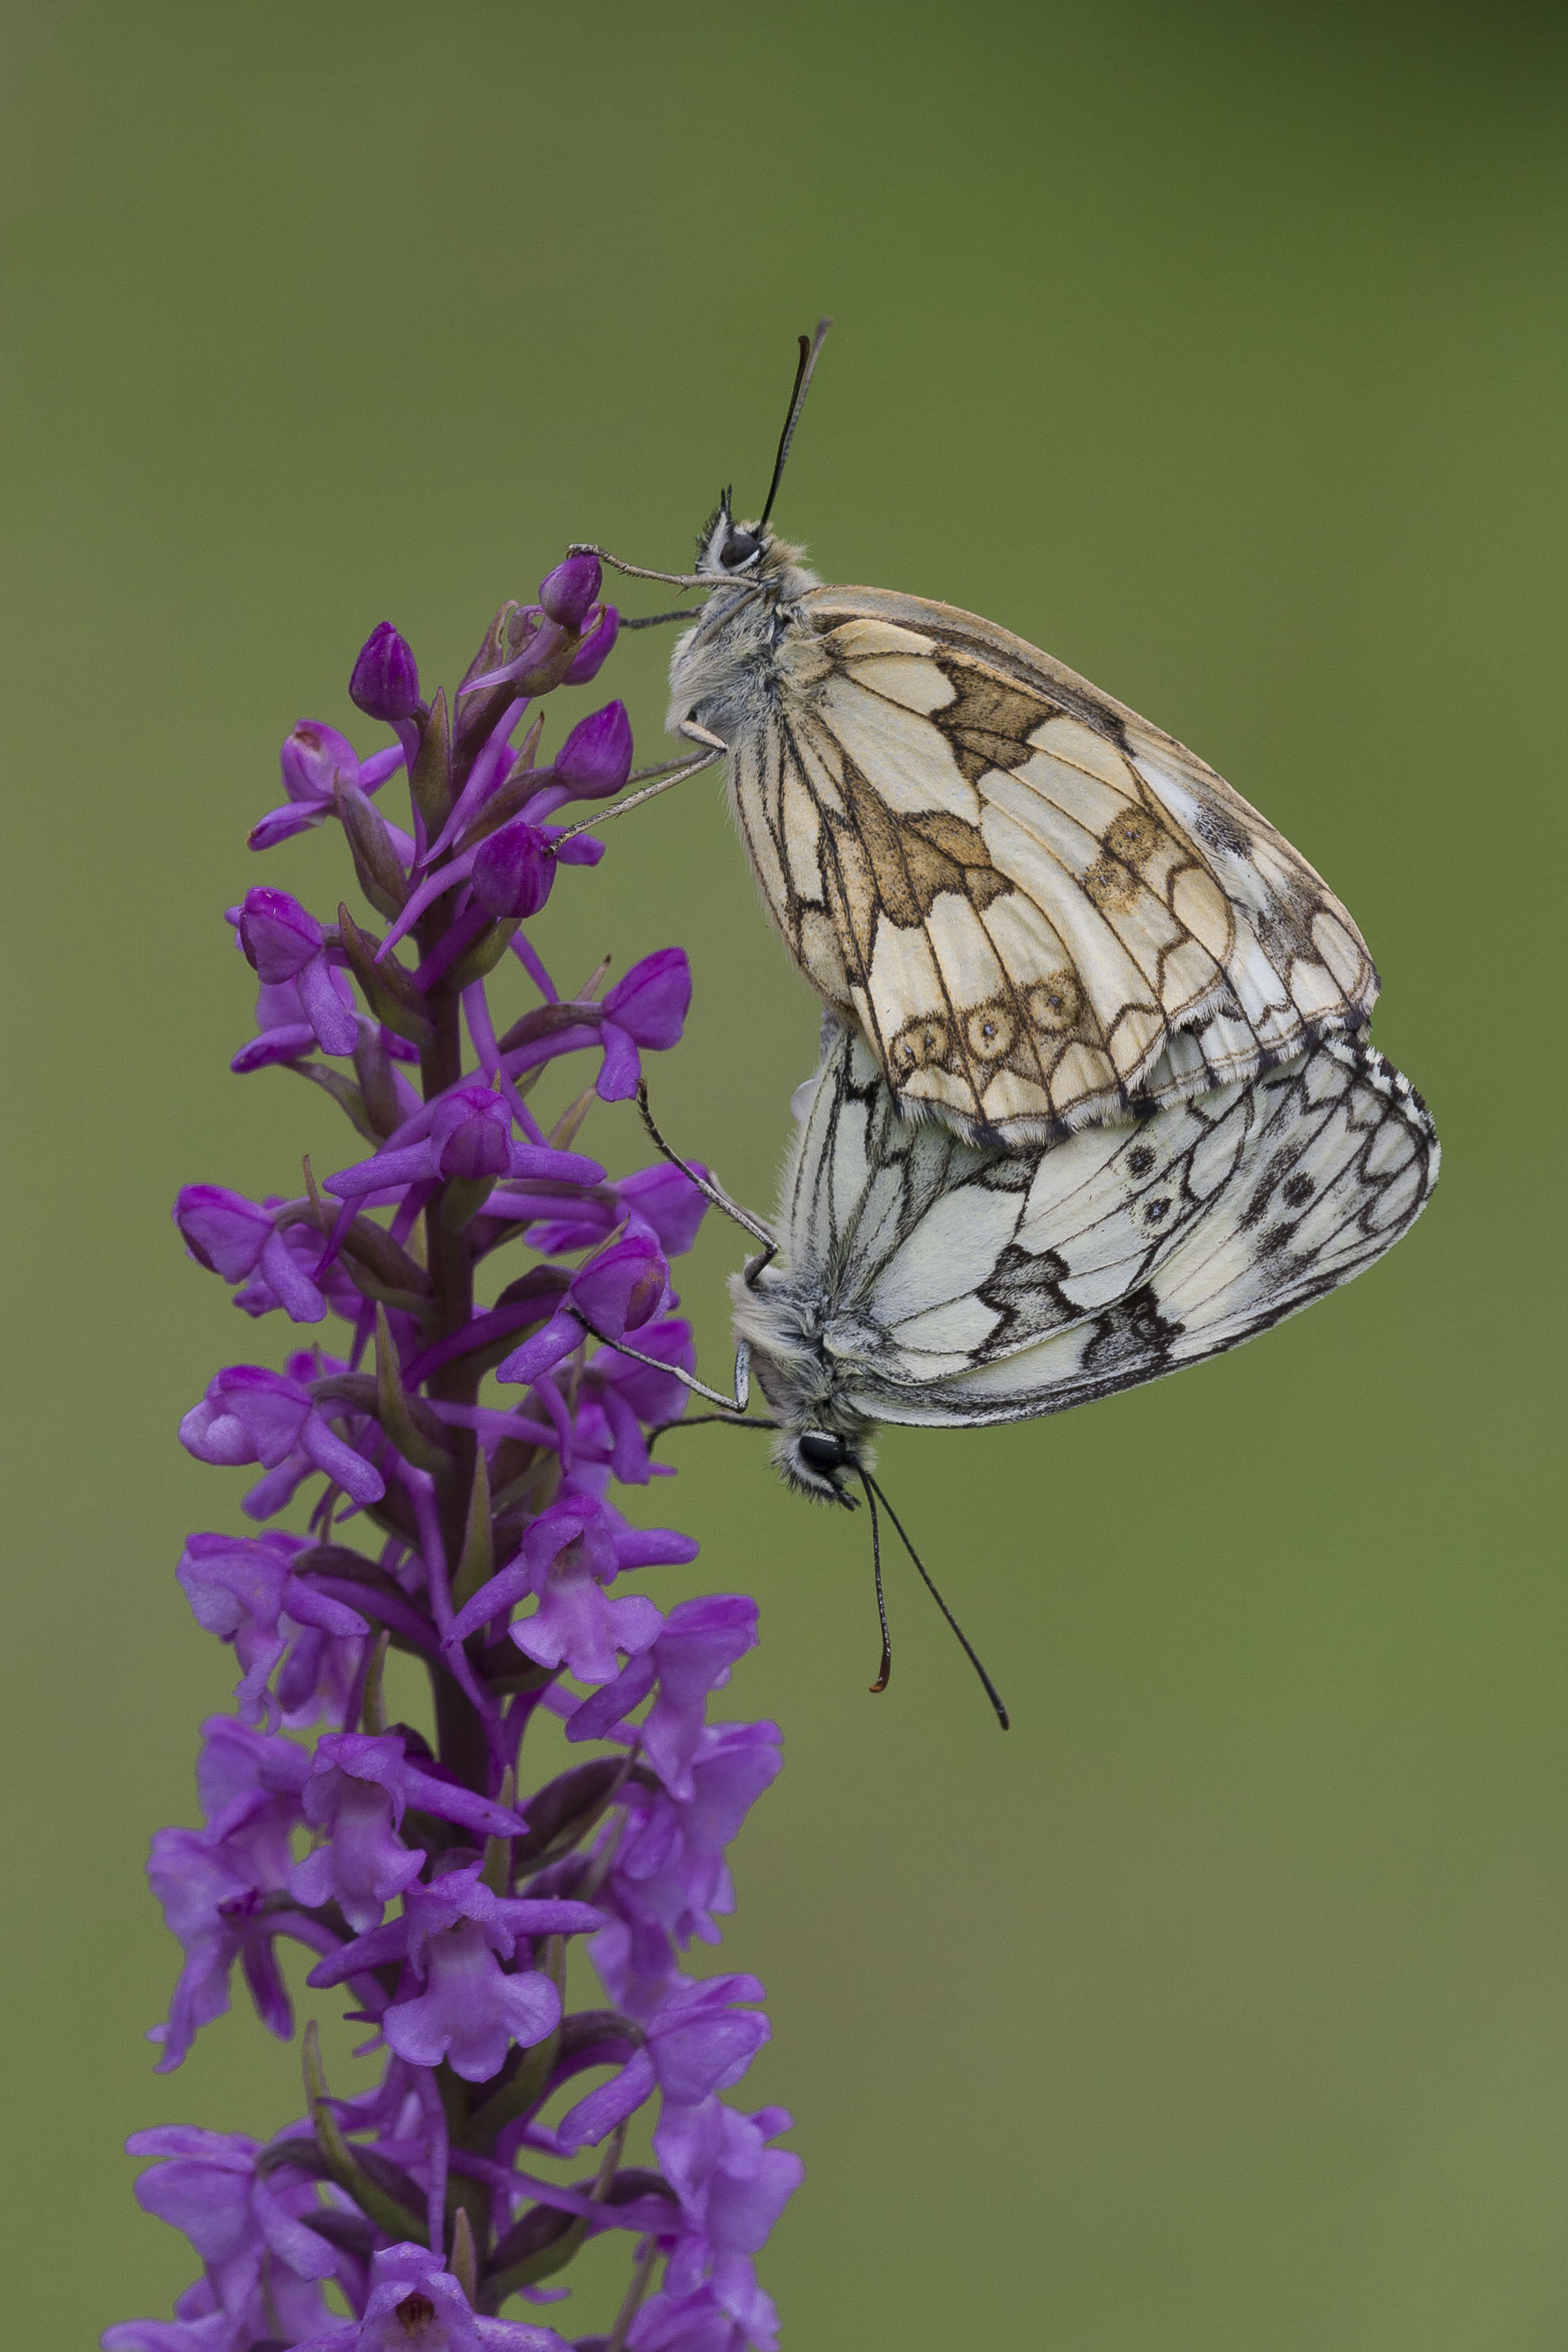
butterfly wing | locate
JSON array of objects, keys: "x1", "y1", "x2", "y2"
[
  {"x1": 727, "y1": 585, "x2": 1377, "y2": 1143},
  {"x1": 825, "y1": 1035, "x2": 1437, "y2": 1428}
]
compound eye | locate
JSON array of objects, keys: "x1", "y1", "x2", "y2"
[
  {"x1": 797, "y1": 1431, "x2": 847, "y2": 1474},
  {"x1": 720, "y1": 529, "x2": 763, "y2": 570}
]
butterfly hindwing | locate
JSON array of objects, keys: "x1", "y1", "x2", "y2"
[{"x1": 738, "y1": 1024, "x2": 1436, "y2": 1436}]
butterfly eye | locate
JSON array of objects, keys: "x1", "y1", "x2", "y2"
[
  {"x1": 797, "y1": 1431, "x2": 848, "y2": 1473},
  {"x1": 721, "y1": 529, "x2": 763, "y2": 570}
]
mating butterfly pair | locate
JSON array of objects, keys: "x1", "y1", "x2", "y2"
[{"x1": 568, "y1": 325, "x2": 1437, "y2": 1718}]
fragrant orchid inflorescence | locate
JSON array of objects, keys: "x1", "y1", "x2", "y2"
[{"x1": 108, "y1": 572, "x2": 799, "y2": 2352}]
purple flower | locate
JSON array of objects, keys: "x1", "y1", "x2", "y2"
[
  {"x1": 553, "y1": 699, "x2": 634, "y2": 801},
  {"x1": 445, "y1": 1497, "x2": 694, "y2": 1687},
  {"x1": 147, "y1": 1719, "x2": 335, "y2": 2069},
  {"x1": 580, "y1": 1318, "x2": 702, "y2": 1483},
  {"x1": 557, "y1": 1974, "x2": 772, "y2": 2151},
  {"x1": 590, "y1": 1721, "x2": 784, "y2": 2019},
  {"x1": 177, "y1": 1530, "x2": 368, "y2": 1727},
  {"x1": 523, "y1": 1159, "x2": 710, "y2": 1258},
  {"x1": 596, "y1": 948, "x2": 693, "y2": 1100},
  {"x1": 496, "y1": 1229, "x2": 671, "y2": 1387},
  {"x1": 229, "y1": 1214, "x2": 367, "y2": 1326},
  {"x1": 179, "y1": 1363, "x2": 385, "y2": 1515},
  {"x1": 325, "y1": 1085, "x2": 602, "y2": 1200},
  {"x1": 567, "y1": 1597, "x2": 759, "y2": 1800},
  {"x1": 563, "y1": 601, "x2": 619, "y2": 684},
  {"x1": 230, "y1": 964, "x2": 362, "y2": 1074},
  {"x1": 308, "y1": 1864, "x2": 599, "y2": 2081},
  {"x1": 287, "y1": 1732, "x2": 523, "y2": 1931},
  {"x1": 291, "y1": 2242, "x2": 570, "y2": 2351},
  {"x1": 471, "y1": 818, "x2": 556, "y2": 919},
  {"x1": 250, "y1": 720, "x2": 406, "y2": 853},
  {"x1": 112, "y1": 2126, "x2": 342, "y2": 2349},
  {"x1": 175, "y1": 1186, "x2": 326, "y2": 1324},
  {"x1": 628, "y1": 2261, "x2": 781, "y2": 2352},
  {"x1": 234, "y1": 888, "x2": 359, "y2": 1058},
  {"x1": 350, "y1": 622, "x2": 423, "y2": 724},
  {"x1": 537, "y1": 551, "x2": 602, "y2": 629},
  {"x1": 655, "y1": 2100, "x2": 804, "y2": 2282}
]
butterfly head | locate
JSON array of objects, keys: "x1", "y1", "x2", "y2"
[
  {"x1": 773, "y1": 1423, "x2": 873, "y2": 1507},
  {"x1": 694, "y1": 496, "x2": 814, "y2": 596}
]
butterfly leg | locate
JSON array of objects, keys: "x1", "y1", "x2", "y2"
[
  {"x1": 550, "y1": 740, "x2": 726, "y2": 849},
  {"x1": 567, "y1": 541, "x2": 766, "y2": 595},
  {"x1": 573, "y1": 1316, "x2": 753, "y2": 1414},
  {"x1": 635, "y1": 1081, "x2": 776, "y2": 1254}
]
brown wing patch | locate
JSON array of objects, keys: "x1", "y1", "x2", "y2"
[
  {"x1": 936, "y1": 667, "x2": 1061, "y2": 787},
  {"x1": 836, "y1": 769, "x2": 1015, "y2": 928}
]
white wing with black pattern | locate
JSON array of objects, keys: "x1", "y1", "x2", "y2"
[{"x1": 732, "y1": 1020, "x2": 1437, "y2": 1456}]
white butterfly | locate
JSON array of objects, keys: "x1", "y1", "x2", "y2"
[
  {"x1": 570, "y1": 325, "x2": 1379, "y2": 1149},
  {"x1": 725, "y1": 1016, "x2": 1437, "y2": 1486},
  {"x1": 620, "y1": 1020, "x2": 1436, "y2": 1722}
]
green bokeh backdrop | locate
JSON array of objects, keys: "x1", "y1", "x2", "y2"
[{"x1": 2, "y1": 6, "x2": 1562, "y2": 2343}]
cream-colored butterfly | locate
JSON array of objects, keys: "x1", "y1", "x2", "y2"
[{"x1": 569, "y1": 324, "x2": 1377, "y2": 1147}]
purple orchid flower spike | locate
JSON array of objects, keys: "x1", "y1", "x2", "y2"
[
  {"x1": 116, "y1": 589, "x2": 799, "y2": 2350},
  {"x1": 234, "y1": 887, "x2": 359, "y2": 1057}
]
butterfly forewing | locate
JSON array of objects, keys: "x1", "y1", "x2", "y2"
[{"x1": 677, "y1": 568, "x2": 1378, "y2": 1146}]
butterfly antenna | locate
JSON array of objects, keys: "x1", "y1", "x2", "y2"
[
  {"x1": 757, "y1": 318, "x2": 832, "y2": 530},
  {"x1": 859, "y1": 1469, "x2": 894, "y2": 1696},
  {"x1": 864, "y1": 1472, "x2": 1009, "y2": 1731}
]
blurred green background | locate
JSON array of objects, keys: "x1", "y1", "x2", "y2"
[{"x1": 2, "y1": 3, "x2": 1562, "y2": 2343}]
